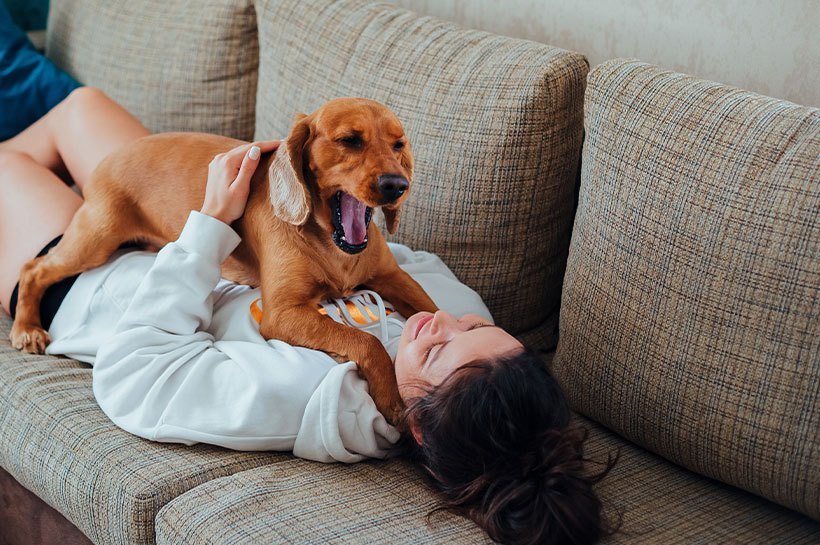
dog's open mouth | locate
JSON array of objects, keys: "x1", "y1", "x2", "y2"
[{"x1": 330, "y1": 191, "x2": 373, "y2": 254}]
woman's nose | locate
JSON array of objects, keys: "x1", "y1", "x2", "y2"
[{"x1": 428, "y1": 310, "x2": 458, "y2": 336}]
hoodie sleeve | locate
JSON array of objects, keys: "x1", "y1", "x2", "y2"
[
  {"x1": 92, "y1": 211, "x2": 278, "y2": 448},
  {"x1": 293, "y1": 362, "x2": 401, "y2": 463},
  {"x1": 92, "y1": 211, "x2": 311, "y2": 450},
  {"x1": 92, "y1": 211, "x2": 400, "y2": 459},
  {"x1": 107, "y1": 210, "x2": 241, "y2": 336}
]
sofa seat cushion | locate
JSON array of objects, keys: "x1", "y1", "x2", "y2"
[
  {"x1": 155, "y1": 414, "x2": 820, "y2": 544},
  {"x1": 45, "y1": 0, "x2": 259, "y2": 140},
  {"x1": 553, "y1": 59, "x2": 820, "y2": 518},
  {"x1": 253, "y1": 0, "x2": 589, "y2": 350},
  {"x1": 156, "y1": 458, "x2": 492, "y2": 544},
  {"x1": 0, "y1": 315, "x2": 287, "y2": 545}
]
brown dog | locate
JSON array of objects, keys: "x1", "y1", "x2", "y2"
[{"x1": 10, "y1": 98, "x2": 439, "y2": 422}]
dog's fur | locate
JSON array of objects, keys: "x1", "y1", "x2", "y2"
[{"x1": 10, "y1": 98, "x2": 439, "y2": 422}]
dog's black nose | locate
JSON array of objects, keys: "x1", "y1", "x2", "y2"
[{"x1": 377, "y1": 175, "x2": 409, "y2": 203}]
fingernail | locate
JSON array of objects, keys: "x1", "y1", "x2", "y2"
[{"x1": 249, "y1": 146, "x2": 260, "y2": 160}]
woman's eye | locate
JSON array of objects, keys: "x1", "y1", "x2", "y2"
[
  {"x1": 423, "y1": 343, "x2": 442, "y2": 363},
  {"x1": 422, "y1": 345, "x2": 434, "y2": 361},
  {"x1": 420, "y1": 322, "x2": 486, "y2": 366},
  {"x1": 339, "y1": 135, "x2": 363, "y2": 149}
]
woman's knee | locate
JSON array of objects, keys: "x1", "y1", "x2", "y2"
[
  {"x1": 0, "y1": 150, "x2": 36, "y2": 180},
  {"x1": 55, "y1": 87, "x2": 126, "y2": 135},
  {"x1": 62, "y1": 86, "x2": 113, "y2": 116},
  {"x1": 0, "y1": 150, "x2": 82, "y2": 207}
]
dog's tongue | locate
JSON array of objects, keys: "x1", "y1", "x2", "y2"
[{"x1": 340, "y1": 193, "x2": 367, "y2": 245}]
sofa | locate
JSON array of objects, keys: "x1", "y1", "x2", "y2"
[{"x1": 1, "y1": 0, "x2": 818, "y2": 543}]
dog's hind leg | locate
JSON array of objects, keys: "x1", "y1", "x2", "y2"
[{"x1": 9, "y1": 200, "x2": 141, "y2": 353}]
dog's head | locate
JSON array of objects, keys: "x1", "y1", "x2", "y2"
[{"x1": 267, "y1": 98, "x2": 414, "y2": 255}]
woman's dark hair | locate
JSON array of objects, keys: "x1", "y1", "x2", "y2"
[{"x1": 397, "y1": 347, "x2": 618, "y2": 545}]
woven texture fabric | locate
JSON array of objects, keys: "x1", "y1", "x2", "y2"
[
  {"x1": 553, "y1": 59, "x2": 820, "y2": 519},
  {"x1": 583, "y1": 416, "x2": 820, "y2": 544},
  {"x1": 45, "y1": 0, "x2": 259, "y2": 140},
  {"x1": 0, "y1": 314, "x2": 288, "y2": 545},
  {"x1": 254, "y1": 0, "x2": 588, "y2": 350},
  {"x1": 155, "y1": 413, "x2": 820, "y2": 544},
  {"x1": 156, "y1": 459, "x2": 491, "y2": 544}
]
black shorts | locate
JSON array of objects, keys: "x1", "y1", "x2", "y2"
[
  {"x1": 9, "y1": 238, "x2": 140, "y2": 330},
  {"x1": 9, "y1": 235, "x2": 79, "y2": 331}
]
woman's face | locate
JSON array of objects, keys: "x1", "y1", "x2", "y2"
[{"x1": 394, "y1": 310, "x2": 524, "y2": 401}]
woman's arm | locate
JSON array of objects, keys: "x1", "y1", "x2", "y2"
[
  {"x1": 91, "y1": 209, "x2": 310, "y2": 449},
  {"x1": 92, "y1": 143, "x2": 296, "y2": 448},
  {"x1": 93, "y1": 142, "x2": 398, "y2": 460},
  {"x1": 96, "y1": 138, "x2": 272, "y2": 338}
]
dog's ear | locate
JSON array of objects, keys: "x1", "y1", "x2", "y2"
[
  {"x1": 268, "y1": 114, "x2": 311, "y2": 225},
  {"x1": 383, "y1": 140, "x2": 414, "y2": 234},
  {"x1": 400, "y1": 139, "x2": 414, "y2": 181},
  {"x1": 382, "y1": 207, "x2": 401, "y2": 235}
]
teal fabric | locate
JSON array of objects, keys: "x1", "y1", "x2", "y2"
[
  {"x1": 0, "y1": 1, "x2": 81, "y2": 140},
  {"x1": 2, "y1": 0, "x2": 48, "y2": 31}
]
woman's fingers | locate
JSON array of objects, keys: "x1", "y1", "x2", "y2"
[
  {"x1": 226, "y1": 140, "x2": 280, "y2": 184},
  {"x1": 226, "y1": 140, "x2": 279, "y2": 163},
  {"x1": 230, "y1": 145, "x2": 261, "y2": 191},
  {"x1": 253, "y1": 140, "x2": 280, "y2": 153},
  {"x1": 200, "y1": 140, "x2": 280, "y2": 224}
]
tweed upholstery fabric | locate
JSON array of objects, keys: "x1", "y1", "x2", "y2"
[
  {"x1": 584, "y1": 416, "x2": 820, "y2": 544},
  {"x1": 156, "y1": 459, "x2": 491, "y2": 544},
  {"x1": 45, "y1": 0, "x2": 259, "y2": 140},
  {"x1": 254, "y1": 0, "x2": 588, "y2": 350},
  {"x1": 0, "y1": 314, "x2": 287, "y2": 545},
  {"x1": 155, "y1": 414, "x2": 820, "y2": 544},
  {"x1": 553, "y1": 59, "x2": 820, "y2": 519}
]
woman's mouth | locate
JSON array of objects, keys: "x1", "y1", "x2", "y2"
[{"x1": 413, "y1": 314, "x2": 434, "y2": 340}]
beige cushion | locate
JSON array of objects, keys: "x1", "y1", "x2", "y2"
[
  {"x1": 0, "y1": 315, "x2": 286, "y2": 545},
  {"x1": 553, "y1": 59, "x2": 820, "y2": 518},
  {"x1": 156, "y1": 459, "x2": 492, "y2": 544},
  {"x1": 253, "y1": 0, "x2": 588, "y2": 350},
  {"x1": 45, "y1": 0, "x2": 259, "y2": 140},
  {"x1": 155, "y1": 414, "x2": 820, "y2": 544}
]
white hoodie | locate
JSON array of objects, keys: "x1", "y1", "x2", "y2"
[{"x1": 44, "y1": 211, "x2": 492, "y2": 463}]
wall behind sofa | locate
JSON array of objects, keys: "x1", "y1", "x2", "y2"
[{"x1": 391, "y1": 0, "x2": 820, "y2": 107}]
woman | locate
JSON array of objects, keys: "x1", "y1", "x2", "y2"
[{"x1": 0, "y1": 88, "x2": 613, "y2": 545}]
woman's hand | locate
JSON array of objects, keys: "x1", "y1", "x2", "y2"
[{"x1": 200, "y1": 140, "x2": 279, "y2": 225}]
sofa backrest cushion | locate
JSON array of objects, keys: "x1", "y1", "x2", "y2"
[
  {"x1": 45, "y1": 0, "x2": 258, "y2": 140},
  {"x1": 553, "y1": 59, "x2": 820, "y2": 518},
  {"x1": 253, "y1": 0, "x2": 588, "y2": 349}
]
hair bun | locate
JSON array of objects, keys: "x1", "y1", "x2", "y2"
[
  {"x1": 401, "y1": 349, "x2": 617, "y2": 545},
  {"x1": 511, "y1": 426, "x2": 584, "y2": 478},
  {"x1": 473, "y1": 470, "x2": 602, "y2": 545}
]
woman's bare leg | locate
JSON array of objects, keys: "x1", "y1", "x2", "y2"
[
  {"x1": 0, "y1": 152, "x2": 85, "y2": 315},
  {"x1": 0, "y1": 87, "x2": 150, "y2": 191}
]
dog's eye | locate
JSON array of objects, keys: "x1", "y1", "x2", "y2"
[
  {"x1": 339, "y1": 135, "x2": 363, "y2": 149},
  {"x1": 393, "y1": 141, "x2": 405, "y2": 151}
]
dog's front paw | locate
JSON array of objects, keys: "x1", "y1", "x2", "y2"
[
  {"x1": 9, "y1": 322, "x2": 51, "y2": 354},
  {"x1": 381, "y1": 391, "x2": 404, "y2": 427},
  {"x1": 369, "y1": 376, "x2": 404, "y2": 426}
]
